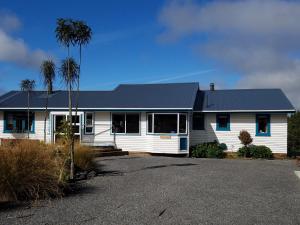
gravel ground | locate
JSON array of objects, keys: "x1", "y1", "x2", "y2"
[{"x1": 1, "y1": 156, "x2": 300, "y2": 225}]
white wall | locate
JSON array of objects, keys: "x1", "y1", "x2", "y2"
[
  {"x1": 0, "y1": 111, "x2": 51, "y2": 142},
  {"x1": 82, "y1": 112, "x2": 187, "y2": 154},
  {"x1": 190, "y1": 113, "x2": 288, "y2": 154}
]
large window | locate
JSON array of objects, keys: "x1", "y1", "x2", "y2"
[
  {"x1": 192, "y1": 112, "x2": 205, "y2": 130},
  {"x1": 4, "y1": 111, "x2": 35, "y2": 133},
  {"x1": 85, "y1": 113, "x2": 94, "y2": 134},
  {"x1": 112, "y1": 113, "x2": 140, "y2": 134},
  {"x1": 256, "y1": 114, "x2": 270, "y2": 136},
  {"x1": 216, "y1": 114, "x2": 230, "y2": 131},
  {"x1": 147, "y1": 113, "x2": 187, "y2": 134}
]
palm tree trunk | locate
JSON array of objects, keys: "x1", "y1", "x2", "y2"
[
  {"x1": 44, "y1": 91, "x2": 49, "y2": 143},
  {"x1": 68, "y1": 45, "x2": 75, "y2": 180},
  {"x1": 27, "y1": 91, "x2": 30, "y2": 139},
  {"x1": 74, "y1": 44, "x2": 81, "y2": 143}
]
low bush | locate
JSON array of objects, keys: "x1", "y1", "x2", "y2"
[
  {"x1": 74, "y1": 145, "x2": 97, "y2": 172},
  {"x1": 0, "y1": 140, "x2": 96, "y2": 202},
  {"x1": 237, "y1": 146, "x2": 251, "y2": 158},
  {"x1": 207, "y1": 145, "x2": 225, "y2": 158},
  {"x1": 250, "y1": 145, "x2": 273, "y2": 159},
  {"x1": 191, "y1": 141, "x2": 226, "y2": 158},
  {"x1": 0, "y1": 140, "x2": 65, "y2": 202},
  {"x1": 237, "y1": 145, "x2": 272, "y2": 159}
]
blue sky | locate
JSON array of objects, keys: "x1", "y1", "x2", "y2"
[
  {"x1": 0, "y1": 0, "x2": 300, "y2": 108},
  {"x1": 0, "y1": 0, "x2": 238, "y2": 92}
]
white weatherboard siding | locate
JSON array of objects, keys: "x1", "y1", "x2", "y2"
[
  {"x1": 82, "y1": 112, "x2": 187, "y2": 154},
  {"x1": 190, "y1": 113, "x2": 287, "y2": 154},
  {"x1": 0, "y1": 111, "x2": 51, "y2": 142}
]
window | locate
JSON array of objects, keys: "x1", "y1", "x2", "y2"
[
  {"x1": 179, "y1": 114, "x2": 187, "y2": 133},
  {"x1": 192, "y1": 113, "x2": 205, "y2": 130},
  {"x1": 85, "y1": 113, "x2": 94, "y2": 134},
  {"x1": 154, "y1": 114, "x2": 177, "y2": 133},
  {"x1": 4, "y1": 111, "x2": 35, "y2": 133},
  {"x1": 147, "y1": 113, "x2": 187, "y2": 134},
  {"x1": 112, "y1": 113, "x2": 140, "y2": 134},
  {"x1": 216, "y1": 114, "x2": 230, "y2": 131},
  {"x1": 147, "y1": 114, "x2": 153, "y2": 133},
  {"x1": 126, "y1": 114, "x2": 139, "y2": 133},
  {"x1": 256, "y1": 114, "x2": 270, "y2": 136}
]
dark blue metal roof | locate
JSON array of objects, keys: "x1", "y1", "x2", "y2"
[
  {"x1": 0, "y1": 83, "x2": 199, "y2": 110},
  {"x1": 194, "y1": 89, "x2": 295, "y2": 112},
  {"x1": 0, "y1": 83, "x2": 295, "y2": 112}
]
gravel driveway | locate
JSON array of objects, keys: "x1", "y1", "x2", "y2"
[{"x1": 1, "y1": 156, "x2": 300, "y2": 225}]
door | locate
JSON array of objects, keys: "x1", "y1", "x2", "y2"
[{"x1": 53, "y1": 114, "x2": 81, "y2": 143}]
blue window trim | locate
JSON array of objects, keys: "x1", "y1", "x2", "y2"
[
  {"x1": 256, "y1": 114, "x2": 271, "y2": 136},
  {"x1": 3, "y1": 111, "x2": 35, "y2": 134},
  {"x1": 179, "y1": 137, "x2": 188, "y2": 151},
  {"x1": 216, "y1": 113, "x2": 230, "y2": 131}
]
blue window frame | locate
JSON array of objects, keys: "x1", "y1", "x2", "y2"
[
  {"x1": 216, "y1": 114, "x2": 230, "y2": 131},
  {"x1": 4, "y1": 111, "x2": 35, "y2": 133},
  {"x1": 256, "y1": 114, "x2": 271, "y2": 136}
]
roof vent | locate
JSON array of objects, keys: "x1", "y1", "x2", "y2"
[{"x1": 210, "y1": 83, "x2": 215, "y2": 91}]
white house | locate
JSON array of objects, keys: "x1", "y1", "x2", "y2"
[{"x1": 0, "y1": 83, "x2": 295, "y2": 155}]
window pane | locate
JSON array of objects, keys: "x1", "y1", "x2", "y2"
[
  {"x1": 85, "y1": 127, "x2": 93, "y2": 133},
  {"x1": 154, "y1": 114, "x2": 178, "y2": 133},
  {"x1": 179, "y1": 114, "x2": 187, "y2": 133},
  {"x1": 86, "y1": 113, "x2": 93, "y2": 126},
  {"x1": 148, "y1": 114, "x2": 153, "y2": 133},
  {"x1": 112, "y1": 113, "x2": 125, "y2": 133},
  {"x1": 258, "y1": 117, "x2": 268, "y2": 133},
  {"x1": 72, "y1": 125, "x2": 80, "y2": 134},
  {"x1": 5, "y1": 112, "x2": 34, "y2": 133},
  {"x1": 67, "y1": 115, "x2": 79, "y2": 123},
  {"x1": 55, "y1": 115, "x2": 65, "y2": 131},
  {"x1": 218, "y1": 115, "x2": 228, "y2": 128},
  {"x1": 193, "y1": 113, "x2": 204, "y2": 130},
  {"x1": 126, "y1": 114, "x2": 139, "y2": 133}
]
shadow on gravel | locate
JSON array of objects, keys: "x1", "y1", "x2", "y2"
[
  {"x1": 97, "y1": 170, "x2": 124, "y2": 176},
  {"x1": 141, "y1": 163, "x2": 198, "y2": 171}
]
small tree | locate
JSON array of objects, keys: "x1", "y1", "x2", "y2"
[
  {"x1": 20, "y1": 79, "x2": 35, "y2": 139},
  {"x1": 288, "y1": 112, "x2": 300, "y2": 157},
  {"x1": 239, "y1": 130, "x2": 253, "y2": 146},
  {"x1": 40, "y1": 60, "x2": 56, "y2": 143}
]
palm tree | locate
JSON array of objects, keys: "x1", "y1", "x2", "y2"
[
  {"x1": 20, "y1": 79, "x2": 35, "y2": 139},
  {"x1": 40, "y1": 60, "x2": 56, "y2": 143},
  {"x1": 60, "y1": 57, "x2": 79, "y2": 180},
  {"x1": 55, "y1": 18, "x2": 76, "y2": 180},
  {"x1": 72, "y1": 20, "x2": 92, "y2": 139}
]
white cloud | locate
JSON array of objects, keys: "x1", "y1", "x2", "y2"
[
  {"x1": 0, "y1": 10, "x2": 50, "y2": 69},
  {"x1": 158, "y1": 0, "x2": 300, "y2": 108},
  {"x1": 0, "y1": 10, "x2": 21, "y2": 32}
]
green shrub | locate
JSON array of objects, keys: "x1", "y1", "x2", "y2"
[
  {"x1": 250, "y1": 145, "x2": 273, "y2": 159},
  {"x1": 191, "y1": 144, "x2": 208, "y2": 158},
  {"x1": 237, "y1": 146, "x2": 251, "y2": 158},
  {"x1": 191, "y1": 141, "x2": 225, "y2": 158},
  {"x1": 219, "y1": 143, "x2": 227, "y2": 151},
  {"x1": 207, "y1": 145, "x2": 224, "y2": 158},
  {"x1": 237, "y1": 145, "x2": 272, "y2": 159}
]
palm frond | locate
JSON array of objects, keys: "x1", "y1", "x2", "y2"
[
  {"x1": 60, "y1": 57, "x2": 79, "y2": 86},
  {"x1": 73, "y1": 20, "x2": 92, "y2": 46},
  {"x1": 55, "y1": 18, "x2": 76, "y2": 47},
  {"x1": 41, "y1": 60, "x2": 56, "y2": 93},
  {"x1": 20, "y1": 79, "x2": 35, "y2": 91}
]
